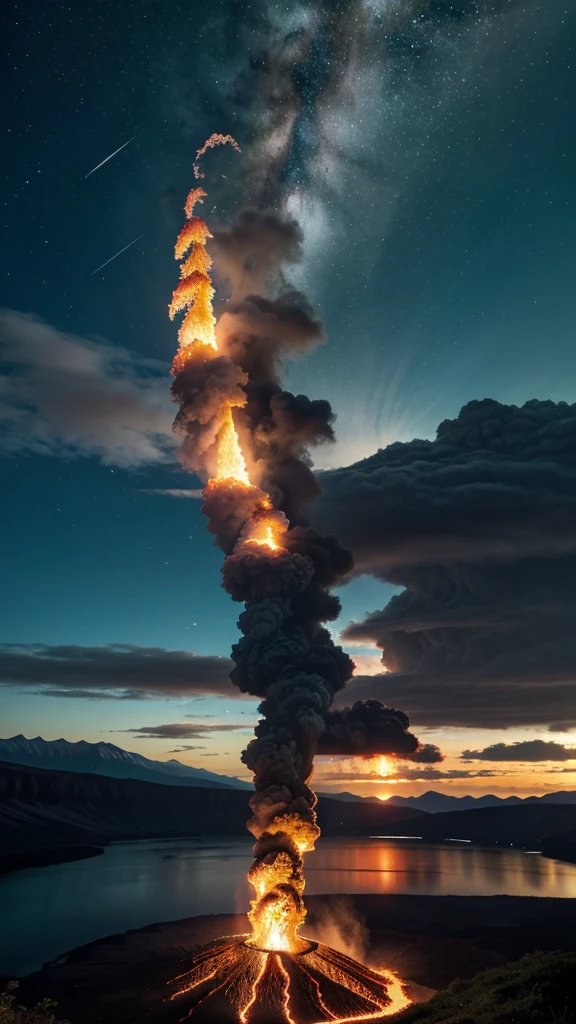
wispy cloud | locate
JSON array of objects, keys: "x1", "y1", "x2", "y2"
[
  {"x1": 0, "y1": 310, "x2": 175, "y2": 467},
  {"x1": 141, "y1": 489, "x2": 203, "y2": 498},
  {"x1": 167, "y1": 745, "x2": 206, "y2": 753},
  {"x1": 462, "y1": 740, "x2": 576, "y2": 763},
  {"x1": 121, "y1": 722, "x2": 249, "y2": 740},
  {"x1": 0, "y1": 643, "x2": 236, "y2": 700}
]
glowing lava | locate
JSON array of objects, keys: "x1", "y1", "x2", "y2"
[{"x1": 166, "y1": 936, "x2": 411, "y2": 1023}]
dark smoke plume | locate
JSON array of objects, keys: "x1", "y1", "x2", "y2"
[
  {"x1": 312, "y1": 398, "x2": 576, "y2": 731},
  {"x1": 316, "y1": 700, "x2": 443, "y2": 761},
  {"x1": 171, "y1": 349, "x2": 247, "y2": 478},
  {"x1": 171, "y1": 194, "x2": 436, "y2": 943},
  {"x1": 212, "y1": 210, "x2": 332, "y2": 520},
  {"x1": 212, "y1": 208, "x2": 304, "y2": 299}
]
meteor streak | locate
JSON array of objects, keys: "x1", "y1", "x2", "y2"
[
  {"x1": 84, "y1": 136, "x2": 135, "y2": 178},
  {"x1": 90, "y1": 232, "x2": 145, "y2": 276}
]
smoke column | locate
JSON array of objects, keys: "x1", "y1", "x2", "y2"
[{"x1": 169, "y1": 138, "x2": 439, "y2": 952}]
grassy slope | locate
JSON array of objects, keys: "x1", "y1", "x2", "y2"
[{"x1": 393, "y1": 951, "x2": 576, "y2": 1024}]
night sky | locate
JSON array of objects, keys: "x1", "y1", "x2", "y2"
[{"x1": 2, "y1": 0, "x2": 576, "y2": 797}]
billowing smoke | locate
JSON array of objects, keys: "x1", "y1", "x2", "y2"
[
  {"x1": 317, "y1": 700, "x2": 442, "y2": 761},
  {"x1": 312, "y1": 398, "x2": 576, "y2": 731},
  {"x1": 169, "y1": 164, "x2": 434, "y2": 947},
  {"x1": 212, "y1": 208, "x2": 304, "y2": 299},
  {"x1": 171, "y1": 349, "x2": 247, "y2": 478}
]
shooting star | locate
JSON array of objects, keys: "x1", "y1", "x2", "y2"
[
  {"x1": 90, "y1": 233, "x2": 145, "y2": 276},
  {"x1": 84, "y1": 136, "x2": 136, "y2": 178}
]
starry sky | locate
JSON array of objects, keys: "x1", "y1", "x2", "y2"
[{"x1": 2, "y1": 0, "x2": 576, "y2": 798}]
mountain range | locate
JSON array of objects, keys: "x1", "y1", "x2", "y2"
[
  {"x1": 0, "y1": 759, "x2": 423, "y2": 857},
  {"x1": 388, "y1": 790, "x2": 576, "y2": 813},
  {"x1": 1, "y1": 736, "x2": 575, "y2": 814},
  {"x1": 0, "y1": 734, "x2": 252, "y2": 790}
]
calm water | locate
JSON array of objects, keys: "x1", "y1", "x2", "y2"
[{"x1": 2, "y1": 836, "x2": 576, "y2": 976}]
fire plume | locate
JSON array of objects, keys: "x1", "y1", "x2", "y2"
[
  {"x1": 216, "y1": 405, "x2": 250, "y2": 486},
  {"x1": 167, "y1": 149, "x2": 412, "y2": 1022},
  {"x1": 193, "y1": 132, "x2": 242, "y2": 179}
]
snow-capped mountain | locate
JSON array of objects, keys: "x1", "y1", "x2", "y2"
[{"x1": 0, "y1": 734, "x2": 252, "y2": 790}]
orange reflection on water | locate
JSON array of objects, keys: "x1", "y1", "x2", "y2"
[{"x1": 301, "y1": 839, "x2": 576, "y2": 899}]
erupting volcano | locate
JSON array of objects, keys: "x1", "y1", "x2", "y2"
[{"x1": 164, "y1": 136, "x2": 426, "y2": 1022}]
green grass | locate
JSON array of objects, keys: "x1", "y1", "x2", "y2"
[{"x1": 393, "y1": 952, "x2": 576, "y2": 1024}]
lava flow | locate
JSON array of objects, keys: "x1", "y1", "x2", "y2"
[
  {"x1": 165, "y1": 936, "x2": 410, "y2": 1023},
  {"x1": 165, "y1": 139, "x2": 412, "y2": 1022}
]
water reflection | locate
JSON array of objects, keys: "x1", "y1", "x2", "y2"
[
  {"x1": 304, "y1": 839, "x2": 576, "y2": 898},
  {"x1": 1, "y1": 837, "x2": 576, "y2": 976}
]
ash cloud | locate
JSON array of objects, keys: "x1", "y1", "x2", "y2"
[
  {"x1": 316, "y1": 699, "x2": 443, "y2": 762},
  {"x1": 0, "y1": 643, "x2": 236, "y2": 700},
  {"x1": 217, "y1": 289, "x2": 331, "y2": 521},
  {"x1": 463, "y1": 740, "x2": 576, "y2": 762},
  {"x1": 315, "y1": 399, "x2": 576, "y2": 731},
  {"x1": 212, "y1": 208, "x2": 304, "y2": 299},
  {"x1": 0, "y1": 310, "x2": 174, "y2": 467}
]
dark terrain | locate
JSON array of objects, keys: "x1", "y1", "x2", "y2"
[
  {"x1": 0, "y1": 761, "x2": 422, "y2": 863},
  {"x1": 14, "y1": 894, "x2": 576, "y2": 1023},
  {"x1": 3, "y1": 761, "x2": 576, "y2": 871}
]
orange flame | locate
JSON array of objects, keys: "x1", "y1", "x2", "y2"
[
  {"x1": 244, "y1": 518, "x2": 285, "y2": 552},
  {"x1": 216, "y1": 405, "x2": 250, "y2": 485},
  {"x1": 193, "y1": 132, "x2": 241, "y2": 180}
]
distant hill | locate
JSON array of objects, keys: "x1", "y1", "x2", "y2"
[
  {"x1": 0, "y1": 760, "x2": 424, "y2": 855},
  {"x1": 411, "y1": 803, "x2": 576, "y2": 848},
  {"x1": 0, "y1": 734, "x2": 252, "y2": 790},
  {"x1": 389, "y1": 789, "x2": 576, "y2": 814}
]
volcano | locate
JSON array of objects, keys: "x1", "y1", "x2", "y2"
[{"x1": 161, "y1": 935, "x2": 408, "y2": 1023}]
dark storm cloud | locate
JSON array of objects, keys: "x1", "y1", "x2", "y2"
[
  {"x1": 0, "y1": 643, "x2": 235, "y2": 700},
  {"x1": 317, "y1": 399, "x2": 576, "y2": 573},
  {"x1": 313, "y1": 399, "x2": 576, "y2": 731},
  {"x1": 0, "y1": 310, "x2": 174, "y2": 467},
  {"x1": 462, "y1": 740, "x2": 576, "y2": 762},
  {"x1": 121, "y1": 723, "x2": 248, "y2": 740},
  {"x1": 337, "y1": 673, "x2": 576, "y2": 731},
  {"x1": 316, "y1": 699, "x2": 443, "y2": 761}
]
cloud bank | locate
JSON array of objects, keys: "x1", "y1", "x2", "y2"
[
  {"x1": 462, "y1": 740, "x2": 576, "y2": 762},
  {"x1": 0, "y1": 643, "x2": 235, "y2": 700},
  {"x1": 0, "y1": 310, "x2": 174, "y2": 467},
  {"x1": 316, "y1": 399, "x2": 576, "y2": 731},
  {"x1": 122, "y1": 722, "x2": 248, "y2": 740}
]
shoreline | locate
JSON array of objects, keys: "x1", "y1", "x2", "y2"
[{"x1": 0, "y1": 846, "x2": 105, "y2": 875}]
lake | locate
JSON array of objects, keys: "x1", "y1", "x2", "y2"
[{"x1": 2, "y1": 836, "x2": 576, "y2": 976}]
